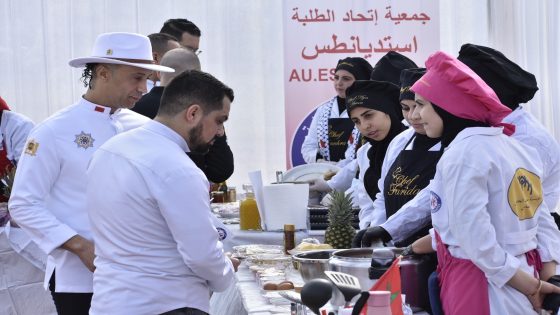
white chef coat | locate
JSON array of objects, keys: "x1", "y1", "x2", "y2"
[
  {"x1": 327, "y1": 159, "x2": 357, "y2": 192},
  {"x1": 8, "y1": 98, "x2": 149, "y2": 293},
  {"x1": 87, "y1": 120, "x2": 235, "y2": 315},
  {"x1": 429, "y1": 127, "x2": 560, "y2": 314},
  {"x1": 323, "y1": 158, "x2": 360, "y2": 208},
  {"x1": 380, "y1": 108, "x2": 560, "y2": 243},
  {"x1": 0, "y1": 110, "x2": 34, "y2": 164},
  {"x1": 0, "y1": 110, "x2": 38, "y2": 269},
  {"x1": 503, "y1": 106, "x2": 560, "y2": 212},
  {"x1": 351, "y1": 142, "x2": 374, "y2": 229},
  {"x1": 301, "y1": 96, "x2": 355, "y2": 165}
]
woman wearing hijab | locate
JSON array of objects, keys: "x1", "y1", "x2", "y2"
[
  {"x1": 309, "y1": 52, "x2": 418, "y2": 203},
  {"x1": 343, "y1": 80, "x2": 406, "y2": 225},
  {"x1": 410, "y1": 51, "x2": 560, "y2": 314},
  {"x1": 355, "y1": 44, "x2": 560, "y2": 249},
  {"x1": 353, "y1": 68, "x2": 443, "y2": 247},
  {"x1": 301, "y1": 57, "x2": 373, "y2": 166},
  {"x1": 458, "y1": 43, "x2": 560, "y2": 230}
]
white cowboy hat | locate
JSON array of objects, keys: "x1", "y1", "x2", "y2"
[{"x1": 69, "y1": 32, "x2": 175, "y2": 73}]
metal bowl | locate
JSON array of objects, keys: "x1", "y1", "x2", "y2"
[
  {"x1": 292, "y1": 249, "x2": 337, "y2": 282},
  {"x1": 329, "y1": 248, "x2": 376, "y2": 291}
]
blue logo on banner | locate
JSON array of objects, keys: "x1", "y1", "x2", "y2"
[{"x1": 290, "y1": 109, "x2": 316, "y2": 167}]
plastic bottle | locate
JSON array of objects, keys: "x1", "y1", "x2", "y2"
[
  {"x1": 239, "y1": 184, "x2": 261, "y2": 230},
  {"x1": 284, "y1": 224, "x2": 295, "y2": 254}
]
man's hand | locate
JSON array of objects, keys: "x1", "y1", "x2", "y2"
[
  {"x1": 225, "y1": 252, "x2": 241, "y2": 272},
  {"x1": 61, "y1": 235, "x2": 96, "y2": 272},
  {"x1": 230, "y1": 257, "x2": 240, "y2": 272}
]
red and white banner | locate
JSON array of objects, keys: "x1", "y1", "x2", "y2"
[{"x1": 282, "y1": 0, "x2": 440, "y2": 168}]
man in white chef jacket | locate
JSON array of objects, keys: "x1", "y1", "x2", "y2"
[
  {"x1": 86, "y1": 70, "x2": 237, "y2": 315},
  {"x1": 8, "y1": 32, "x2": 174, "y2": 314}
]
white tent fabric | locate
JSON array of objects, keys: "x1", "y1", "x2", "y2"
[{"x1": 0, "y1": 0, "x2": 558, "y2": 190}]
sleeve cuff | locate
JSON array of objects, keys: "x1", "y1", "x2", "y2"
[
  {"x1": 207, "y1": 259, "x2": 235, "y2": 292},
  {"x1": 539, "y1": 247, "x2": 553, "y2": 262},
  {"x1": 429, "y1": 229, "x2": 437, "y2": 251},
  {"x1": 380, "y1": 221, "x2": 398, "y2": 241},
  {"x1": 487, "y1": 254, "x2": 520, "y2": 288},
  {"x1": 359, "y1": 220, "x2": 371, "y2": 230},
  {"x1": 40, "y1": 225, "x2": 78, "y2": 254}
]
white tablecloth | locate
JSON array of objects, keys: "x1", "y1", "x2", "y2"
[
  {"x1": 222, "y1": 223, "x2": 325, "y2": 252},
  {"x1": 211, "y1": 222, "x2": 324, "y2": 314},
  {"x1": 212, "y1": 222, "x2": 430, "y2": 315},
  {"x1": 209, "y1": 266, "x2": 430, "y2": 315},
  {"x1": 210, "y1": 265, "x2": 301, "y2": 315}
]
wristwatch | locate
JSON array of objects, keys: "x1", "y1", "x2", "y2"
[{"x1": 401, "y1": 244, "x2": 415, "y2": 256}]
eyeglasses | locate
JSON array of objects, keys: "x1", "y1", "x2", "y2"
[{"x1": 184, "y1": 46, "x2": 202, "y2": 56}]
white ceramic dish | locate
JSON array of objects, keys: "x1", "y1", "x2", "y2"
[{"x1": 282, "y1": 164, "x2": 341, "y2": 182}]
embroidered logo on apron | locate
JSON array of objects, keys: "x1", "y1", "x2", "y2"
[
  {"x1": 430, "y1": 191, "x2": 442, "y2": 213},
  {"x1": 387, "y1": 167, "x2": 421, "y2": 197},
  {"x1": 507, "y1": 168, "x2": 543, "y2": 220},
  {"x1": 316, "y1": 97, "x2": 359, "y2": 162},
  {"x1": 74, "y1": 131, "x2": 95, "y2": 149}
]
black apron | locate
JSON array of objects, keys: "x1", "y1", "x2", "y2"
[
  {"x1": 327, "y1": 118, "x2": 354, "y2": 162},
  {"x1": 383, "y1": 134, "x2": 443, "y2": 246}
]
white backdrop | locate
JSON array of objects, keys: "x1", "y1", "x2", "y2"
[{"x1": 0, "y1": 0, "x2": 558, "y2": 189}]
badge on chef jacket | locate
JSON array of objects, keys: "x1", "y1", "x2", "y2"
[
  {"x1": 211, "y1": 213, "x2": 230, "y2": 241},
  {"x1": 508, "y1": 168, "x2": 543, "y2": 220},
  {"x1": 74, "y1": 131, "x2": 95, "y2": 149},
  {"x1": 24, "y1": 139, "x2": 39, "y2": 156},
  {"x1": 430, "y1": 191, "x2": 442, "y2": 213}
]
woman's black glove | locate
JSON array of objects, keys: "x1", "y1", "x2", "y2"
[
  {"x1": 352, "y1": 229, "x2": 367, "y2": 248},
  {"x1": 543, "y1": 275, "x2": 560, "y2": 313},
  {"x1": 351, "y1": 226, "x2": 392, "y2": 248}
]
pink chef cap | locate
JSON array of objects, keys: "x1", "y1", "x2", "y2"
[{"x1": 411, "y1": 51, "x2": 514, "y2": 135}]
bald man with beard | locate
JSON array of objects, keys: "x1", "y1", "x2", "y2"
[{"x1": 132, "y1": 48, "x2": 234, "y2": 183}]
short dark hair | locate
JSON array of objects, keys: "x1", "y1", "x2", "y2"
[
  {"x1": 159, "y1": 70, "x2": 233, "y2": 117},
  {"x1": 148, "y1": 33, "x2": 178, "y2": 55},
  {"x1": 160, "y1": 18, "x2": 201, "y2": 40}
]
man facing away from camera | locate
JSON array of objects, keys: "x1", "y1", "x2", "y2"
[{"x1": 86, "y1": 70, "x2": 239, "y2": 315}]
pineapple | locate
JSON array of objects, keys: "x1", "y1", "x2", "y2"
[{"x1": 325, "y1": 191, "x2": 356, "y2": 249}]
